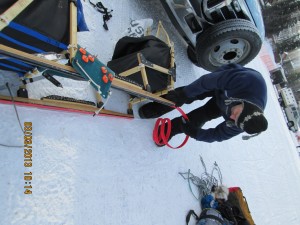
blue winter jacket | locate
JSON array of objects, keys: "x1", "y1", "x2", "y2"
[{"x1": 182, "y1": 64, "x2": 267, "y2": 143}]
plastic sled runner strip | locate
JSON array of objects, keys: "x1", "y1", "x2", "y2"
[{"x1": 0, "y1": 95, "x2": 133, "y2": 119}]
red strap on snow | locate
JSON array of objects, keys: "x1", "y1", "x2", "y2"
[{"x1": 153, "y1": 107, "x2": 189, "y2": 149}]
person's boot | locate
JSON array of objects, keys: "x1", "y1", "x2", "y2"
[
  {"x1": 155, "y1": 117, "x2": 183, "y2": 147},
  {"x1": 138, "y1": 102, "x2": 174, "y2": 119},
  {"x1": 139, "y1": 87, "x2": 188, "y2": 119}
]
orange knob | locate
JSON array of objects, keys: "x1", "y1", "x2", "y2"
[
  {"x1": 79, "y1": 47, "x2": 86, "y2": 55},
  {"x1": 88, "y1": 55, "x2": 95, "y2": 62},
  {"x1": 101, "y1": 66, "x2": 107, "y2": 74},
  {"x1": 108, "y1": 73, "x2": 114, "y2": 82},
  {"x1": 82, "y1": 55, "x2": 89, "y2": 63},
  {"x1": 102, "y1": 75, "x2": 108, "y2": 83}
]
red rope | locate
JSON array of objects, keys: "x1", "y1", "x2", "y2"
[{"x1": 153, "y1": 107, "x2": 189, "y2": 149}]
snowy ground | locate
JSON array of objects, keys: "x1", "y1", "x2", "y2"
[{"x1": 1, "y1": 0, "x2": 300, "y2": 225}]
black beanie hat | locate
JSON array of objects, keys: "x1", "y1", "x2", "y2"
[{"x1": 237, "y1": 102, "x2": 268, "y2": 134}]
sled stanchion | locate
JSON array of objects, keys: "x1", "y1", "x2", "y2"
[
  {"x1": 69, "y1": 0, "x2": 78, "y2": 60},
  {"x1": 153, "y1": 107, "x2": 189, "y2": 149}
]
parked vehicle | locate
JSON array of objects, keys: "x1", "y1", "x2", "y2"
[
  {"x1": 279, "y1": 88, "x2": 297, "y2": 108},
  {"x1": 160, "y1": 0, "x2": 265, "y2": 71},
  {"x1": 270, "y1": 66, "x2": 287, "y2": 88},
  {"x1": 278, "y1": 88, "x2": 299, "y2": 132},
  {"x1": 284, "y1": 104, "x2": 299, "y2": 132}
]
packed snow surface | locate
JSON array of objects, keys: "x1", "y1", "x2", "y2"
[{"x1": 1, "y1": 1, "x2": 300, "y2": 225}]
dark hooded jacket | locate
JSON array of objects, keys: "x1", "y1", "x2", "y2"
[{"x1": 182, "y1": 63, "x2": 267, "y2": 142}]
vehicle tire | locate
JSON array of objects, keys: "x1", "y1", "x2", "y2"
[
  {"x1": 287, "y1": 121, "x2": 294, "y2": 129},
  {"x1": 195, "y1": 19, "x2": 262, "y2": 71},
  {"x1": 187, "y1": 45, "x2": 199, "y2": 65}
]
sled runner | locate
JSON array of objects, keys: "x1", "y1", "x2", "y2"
[
  {"x1": 0, "y1": 0, "x2": 174, "y2": 117},
  {"x1": 0, "y1": 94, "x2": 132, "y2": 118}
]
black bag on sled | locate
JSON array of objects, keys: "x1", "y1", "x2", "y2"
[{"x1": 107, "y1": 35, "x2": 172, "y2": 92}]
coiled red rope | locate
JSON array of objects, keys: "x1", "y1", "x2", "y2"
[{"x1": 153, "y1": 107, "x2": 189, "y2": 149}]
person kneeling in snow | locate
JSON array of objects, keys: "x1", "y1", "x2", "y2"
[{"x1": 139, "y1": 63, "x2": 268, "y2": 144}]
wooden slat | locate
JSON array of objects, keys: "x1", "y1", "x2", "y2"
[
  {"x1": 111, "y1": 78, "x2": 174, "y2": 106},
  {"x1": 0, "y1": 0, "x2": 34, "y2": 31},
  {"x1": 130, "y1": 89, "x2": 169, "y2": 105},
  {"x1": 119, "y1": 66, "x2": 141, "y2": 77},
  {"x1": 145, "y1": 63, "x2": 172, "y2": 75},
  {"x1": 0, "y1": 44, "x2": 78, "y2": 76},
  {"x1": 69, "y1": 0, "x2": 78, "y2": 60},
  {"x1": 137, "y1": 53, "x2": 149, "y2": 90}
]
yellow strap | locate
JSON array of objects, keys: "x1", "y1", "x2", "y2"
[{"x1": 0, "y1": 0, "x2": 34, "y2": 31}]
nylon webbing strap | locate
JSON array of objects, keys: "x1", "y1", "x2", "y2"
[
  {"x1": 0, "y1": 32, "x2": 45, "y2": 53},
  {"x1": 0, "y1": 61, "x2": 27, "y2": 73},
  {"x1": 0, "y1": 0, "x2": 34, "y2": 31},
  {"x1": 8, "y1": 22, "x2": 68, "y2": 50},
  {"x1": 186, "y1": 210, "x2": 199, "y2": 225},
  {"x1": 153, "y1": 106, "x2": 189, "y2": 149},
  {"x1": 0, "y1": 54, "x2": 34, "y2": 69}
]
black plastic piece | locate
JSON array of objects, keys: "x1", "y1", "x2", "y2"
[
  {"x1": 127, "y1": 108, "x2": 133, "y2": 115},
  {"x1": 96, "y1": 101, "x2": 104, "y2": 108},
  {"x1": 42, "y1": 72, "x2": 63, "y2": 87},
  {"x1": 17, "y1": 88, "x2": 28, "y2": 98}
]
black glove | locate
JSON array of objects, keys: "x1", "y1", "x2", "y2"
[
  {"x1": 138, "y1": 87, "x2": 187, "y2": 118},
  {"x1": 165, "y1": 87, "x2": 190, "y2": 107},
  {"x1": 180, "y1": 118, "x2": 198, "y2": 138}
]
